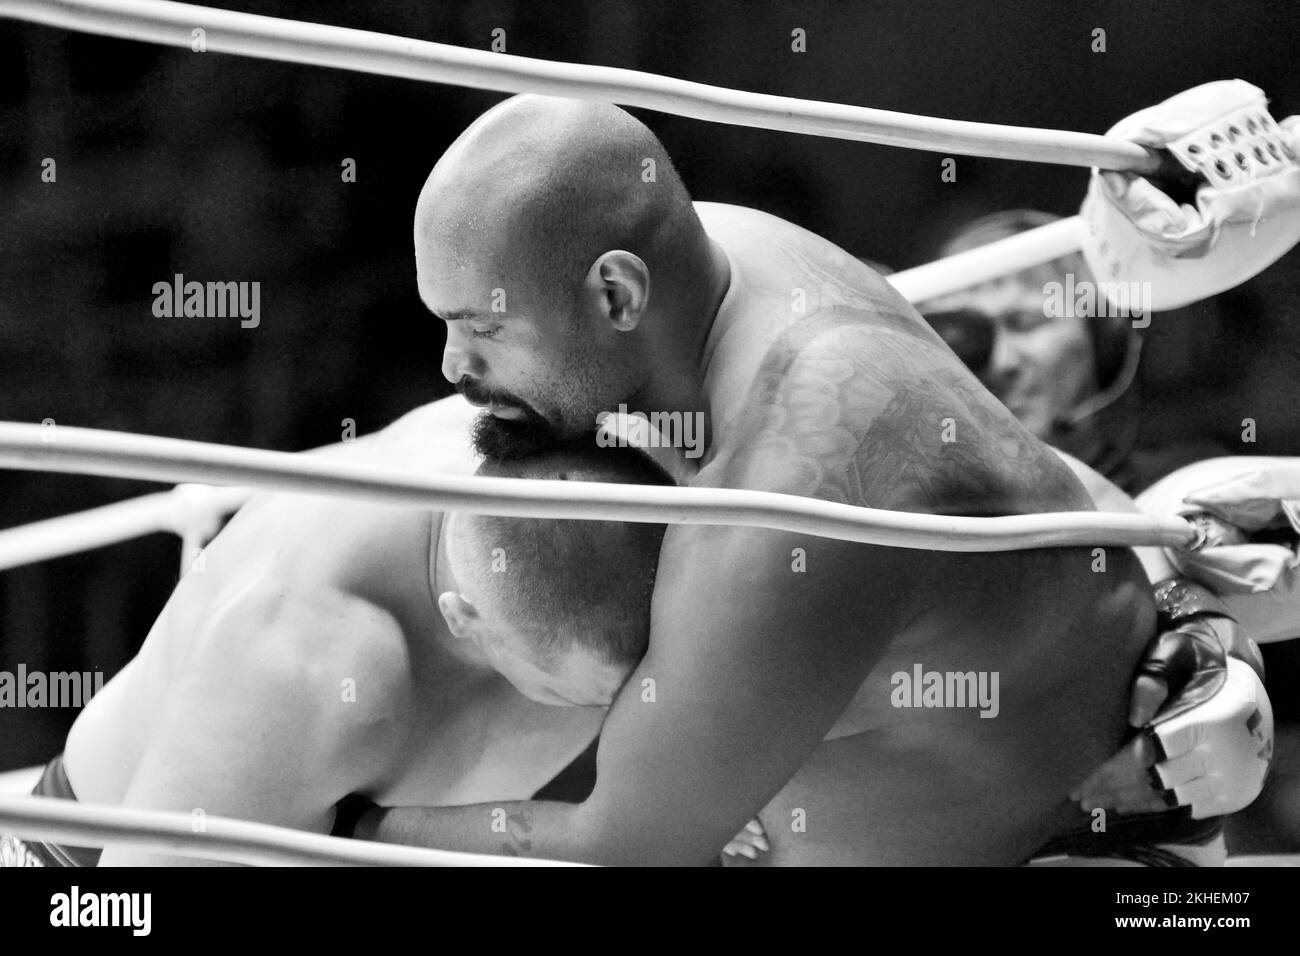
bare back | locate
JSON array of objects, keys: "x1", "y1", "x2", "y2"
[{"x1": 64, "y1": 397, "x2": 603, "y2": 830}]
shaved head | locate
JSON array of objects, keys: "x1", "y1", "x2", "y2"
[
  {"x1": 440, "y1": 439, "x2": 676, "y2": 706},
  {"x1": 417, "y1": 95, "x2": 698, "y2": 308},
  {"x1": 416, "y1": 96, "x2": 716, "y2": 461}
]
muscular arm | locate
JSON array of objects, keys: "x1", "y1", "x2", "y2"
[
  {"x1": 99, "y1": 589, "x2": 407, "y2": 866},
  {"x1": 365, "y1": 352, "x2": 1212, "y2": 856},
  {"x1": 364, "y1": 318, "x2": 1045, "y2": 864},
  {"x1": 365, "y1": 524, "x2": 919, "y2": 864}
]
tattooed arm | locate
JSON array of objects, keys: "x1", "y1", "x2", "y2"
[
  {"x1": 359, "y1": 323, "x2": 1204, "y2": 859},
  {"x1": 361, "y1": 318, "x2": 1058, "y2": 864},
  {"x1": 361, "y1": 523, "x2": 926, "y2": 864}
]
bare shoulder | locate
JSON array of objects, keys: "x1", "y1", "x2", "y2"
[
  {"x1": 373, "y1": 395, "x2": 481, "y2": 474},
  {"x1": 706, "y1": 307, "x2": 1090, "y2": 516},
  {"x1": 305, "y1": 395, "x2": 480, "y2": 474},
  {"x1": 188, "y1": 580, "x2": 415, "y2": 754},
  {"x1": 383, "y1": 394, "x2": 479, "y2": 439}
]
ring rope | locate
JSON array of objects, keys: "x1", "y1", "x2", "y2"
[
  {"x1": 0, "y1": 217, "x2": 1094, "y2": 572},
  {"x1": 0, "y1": 491, "x2": 178, "y2": 573},
  {"x1": 0, "y1": 0, "x2": 1161, "y2": 174},
  {"x1": 0, "y1": 422, "x2": 1196, "y2": 551},
  {"x1": 0, "y1": 795, "x2": 577, "y2": 867},
  {"x1": 889, "y1": 216, "x2": 1084, "y2": 304},
  {"x1": 0, "y1": 485, "x2": 250, "y2": 572}
]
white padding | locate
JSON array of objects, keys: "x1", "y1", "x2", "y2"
[
  {"x1": 1081, "y1": 80, "x2": 1300, "y2": 311},
  {"x1": 1137, "y1": 457, "x2": 1300, "y2": 644}
]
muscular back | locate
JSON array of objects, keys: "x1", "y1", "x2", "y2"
[
  {"x1": 62, "y1": 399, "x2": 481, "y2": 809},
  {"x1": 679, "y1": 204, "x2": 1155, "y2": 863}
]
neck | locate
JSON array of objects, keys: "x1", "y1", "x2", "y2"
[
  {"x1": 626, "y1": 235, "x2": 730, "y2": 462},
  {"x1": 663, "y1": 234, "x2": 730, "y2": 367}
]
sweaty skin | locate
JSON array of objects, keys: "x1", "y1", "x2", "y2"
[
  {"x1": 63, "y1": 397, "x2": 606, "y2": 866},
  {"x1": 371, "y1": 200, "x2": 1156, "y2": 866}
]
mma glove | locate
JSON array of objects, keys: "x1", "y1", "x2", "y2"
[{"x1": 1072, "y1": 577, "x2": 1273, "y2": 819}]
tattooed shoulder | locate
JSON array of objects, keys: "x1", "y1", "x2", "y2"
[{"x1": 712, "y1": 309, "x2": 1088, "y2": 516}]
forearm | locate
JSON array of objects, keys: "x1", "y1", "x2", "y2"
[{"x1": 358, "y1": 800, "x2": 606, "y2": 865}]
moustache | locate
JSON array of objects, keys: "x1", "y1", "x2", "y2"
[{"x1": 455, "y1": 378, "x2": 531, "y2": 414}]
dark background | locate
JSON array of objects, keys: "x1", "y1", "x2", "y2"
[{"x1": 2, "y1": 0, "x2": 1299, "y2": 767}]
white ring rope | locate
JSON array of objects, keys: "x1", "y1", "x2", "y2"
[
  {"x1": 0, "y1": 491, "x2": 178, "y2": 573},
  {"x1": 0, "y1": 0, "x2": 1161, "y2": 174},
  {"x1": 0, "y1": 422, "x2": 1195, "y2": 551},
  {"x1": 889, "y1": 216, "x2": 1085, "y2": 304},
  {"x1": 0, "y1": 217, "x2": 1086, "y2": 572},
  {"x1": 0, "y1": 485, "x2": 250, "y2": 572},
  {"x1": 0, "y1": 2, "x2": 1172, "y2": 566},
  {"x1": 0, "y1": 795, "x2": 577, "y2": 867},
  {"x1": 0, "y1": 217, "x2": 1092, "y2": 572}
]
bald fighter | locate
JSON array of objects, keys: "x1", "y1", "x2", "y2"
[
  {"x1": 3, "y1": 398, "x2": 686, "y2": 866},
  {"x1": 361, "y1": 95, "x2": 1265, "y2": 865}
]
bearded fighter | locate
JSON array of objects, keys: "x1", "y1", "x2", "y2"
[{"x1": 358, "y1": 95, "x2": 1267, "y2": 865}]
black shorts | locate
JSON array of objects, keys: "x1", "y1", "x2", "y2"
[{"x1": 0, "y1": 754, "x2": 101, "y2": 867}]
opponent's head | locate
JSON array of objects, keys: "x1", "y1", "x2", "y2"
[
  {"x1": 417, "y1": 95, "x2": 710, "y2": 460},
  {"x1": 920, "y1": 210, "x2": 1132, "y2": 440},
  {"x1": 438, "y1": 441, "x2": 673, "y2": 707}
]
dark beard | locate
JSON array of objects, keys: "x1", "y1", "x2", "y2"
[{"x1": 471, "y1": 409, "x2": 564, "y2": 460}]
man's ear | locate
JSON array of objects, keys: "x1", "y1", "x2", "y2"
[
  {"x1": 585, "y1": 250, "x2": 650, "y2": 332},
  {"x1": 437, "y1": 591, "x2": 479, "y2": 641}
]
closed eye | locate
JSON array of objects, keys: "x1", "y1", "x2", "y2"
[{"x1": 471, "y1": 326, "x2": 502, "y2": 339}]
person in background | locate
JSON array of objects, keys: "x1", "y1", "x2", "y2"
[{"x1": 915, "y1": 210, "x2": 1149, "y2": 490}]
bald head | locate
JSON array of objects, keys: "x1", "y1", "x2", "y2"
[
  {"x1": 419, "y1": 96, "x2": 722, "y2": 464},
  {"x1": 416, "y1": 94, "x2": 702, "y2": 312}
]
